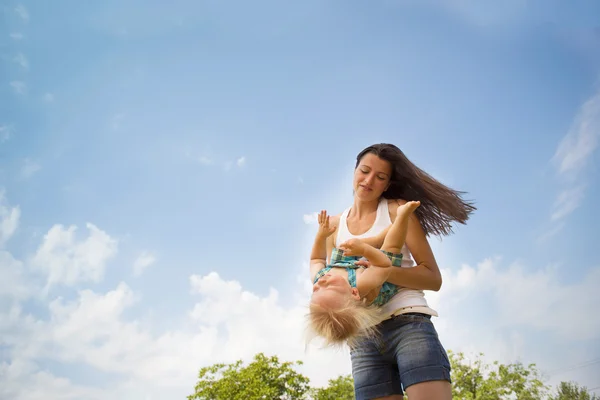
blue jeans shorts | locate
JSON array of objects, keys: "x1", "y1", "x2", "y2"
[{"x1": 350, "y1": 313, "x2": 451, "y2": 399}]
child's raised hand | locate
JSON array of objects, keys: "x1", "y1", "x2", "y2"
[
  {"x1": 317, "y1": 210, "x2": 336, "y2": 238},
  {"x1": 354, "y1": 259, "x2": 371, "y2": 268},
  {"x1": 338, "y1": 238, "x2": 366, "y2": 257}
]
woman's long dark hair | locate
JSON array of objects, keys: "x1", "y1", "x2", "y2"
[{"x1": 356, "y1": 143, "x2": 476, "y2": 237}]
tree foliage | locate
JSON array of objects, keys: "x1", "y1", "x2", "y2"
[
  {"x1": 549, "y1": 381, "x2": 600, "y2": 400},
  {"x1": 311, "y1": 374, "x2": 354, "y2": 400},
  {"x1": 448, "y1": 350, "x2": 548, "y2": 400},
  {"x1": 189, "y1": 350, "x2": 594, "y2": 400},
  {"x1": 187, "y1": 352, "x2": 310, "y2": 400}
]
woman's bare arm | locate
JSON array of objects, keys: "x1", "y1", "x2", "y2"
[{"x1": 385, "y1": 200, "x2": 443, "y2": 291}]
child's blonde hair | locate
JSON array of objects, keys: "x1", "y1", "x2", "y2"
[{"x1": 307, "y1": 297, "x2": 383, "y2": 347}]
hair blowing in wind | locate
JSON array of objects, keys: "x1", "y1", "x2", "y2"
[{"x1": 356, "y1": 143, "x2": 477, "y2": 237}]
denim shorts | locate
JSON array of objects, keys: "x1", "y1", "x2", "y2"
[{"x1": 349, "y1": 313, "x2": 451, "y2": 399}]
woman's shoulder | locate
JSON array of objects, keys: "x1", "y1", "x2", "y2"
[
  {"x1": 386, "y1": 198, "x2": 410, "y2": 221},
  {"x1": 387, "y1": 198, "x2": 407, "y2": 206},
  {"x1": 329, "y1": 213, "x2": 341, "y2": 227}
]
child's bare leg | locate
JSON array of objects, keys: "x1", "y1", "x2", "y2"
[
  {"x1": 360, "y1": 226, "x2": 391, "y2": 248},
  {"x1": 381, "y1": 201, "x2": 420, "y2": 253}
]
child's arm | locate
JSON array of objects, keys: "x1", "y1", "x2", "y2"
[
  {"x1": 360, "y1": 226, "x2": 390, "y2": 249},
  {"x1": 356, "y1": 267, "x2": 392, "y2": 298},
  {"x1": 309, "y1": 210, "x2": 337, "y2": 280}
]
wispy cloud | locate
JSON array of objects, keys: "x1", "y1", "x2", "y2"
[
  {"x1": 13, "y1": 53, "x2": 29, "y2": 69},
  {"x1": 553, "y1": 91, "x2": 600, "y2": 177},
  {"x1": 0, "y1": 191, "x2": 21, "y2": 247},
  {"x1": 544, "y1": 88, "x2": 600, "y2": 238},
  {"x1": 19, "y1": 159, "x2": 41, "y2": 180},
  {"x1": 185, "y1": 148, "x2": 246, "y2": 171},
  {"x1": 133, "y1": 251, "x2": 156, "y2": 277},
  {"x1": 224, "y1": 156, "x2": 247, "y2": 171},
  {"x1": 0, "y1": 125, "x2": 14, "y2": 143},
  {"x1": 109, "y1": 113, "x2": 125, "y2": 131},
  {"x1": 10, "y1": 81, "x2": 27, "y2": 95},
  {"x1": 303, "y1": 212, "x2": 318, "y2": 224},
  {"x1": 43, "y1": 93, "x2": 54, "y2": 103},
  {"x1": 551, "y1": 185, "x2": 586, "y2": 221},
  {"x1": 10, "y1": 33, "x2": 24, "y2": 40},
  {"x1": 14, "y1": 5, "x2": 29, "y2": 22},
  {"x1": 198, "y1": 156, "x2": 212, "y2": 165}
]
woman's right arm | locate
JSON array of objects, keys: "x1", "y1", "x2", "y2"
[{"x1": 385, "y1": 200, "x2": 443, "y2": 291}]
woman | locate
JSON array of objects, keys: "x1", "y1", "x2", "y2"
[{"x1": 324, "y1": 143, "x2": 476, "y2": 400}]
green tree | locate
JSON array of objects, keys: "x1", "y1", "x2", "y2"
[
  {"x1": 187, "y1": 352, "x2": 311, "y2": 400},
  {"x1": 311, "y1": 374, "x2": 355, "y2": 400},
  {"x1": 550, "y1": 381, "x2": 600, "y2": 400},
  {"x1": 448, "y1": 350, "x2": 548, "y2": 400}
]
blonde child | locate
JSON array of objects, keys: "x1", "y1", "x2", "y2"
[{"x1": 308, "y1": 201, "x2": 420, "y2": 346}]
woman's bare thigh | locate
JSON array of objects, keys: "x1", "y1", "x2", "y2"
[{"x1": 404, "y1": 380, "x2": 452, "y2": 400}]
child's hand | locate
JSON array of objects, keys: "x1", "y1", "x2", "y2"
[
  {"x1": 354, "y1": 259, "x2": 371, "y2": 268},
  {"x1": 338, "y1": 238, "x2": 366, "y2": 257},
  {"x1": 316, "y1": 210, "x2": 336, "y2": 238}
]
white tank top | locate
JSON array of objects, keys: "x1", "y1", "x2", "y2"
[{"x1": 336, "y1": 198, "x2": 438, "y2": 318}]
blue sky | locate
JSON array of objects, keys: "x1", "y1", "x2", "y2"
[{"x1": 1, "y1": 1, "x2": 599, "y2": 398}]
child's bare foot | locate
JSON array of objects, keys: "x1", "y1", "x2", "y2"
[{"x1": 397, "y1": 201, "x2": 420, "y2": 220}]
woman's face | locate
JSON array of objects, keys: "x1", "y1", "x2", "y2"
[{"x1": 353, "y1": 153, "x2": 392, "y2": 201}]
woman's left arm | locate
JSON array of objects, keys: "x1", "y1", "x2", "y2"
[{"x1": 385, "y1": 200, "x2": 443, "y2": 291}]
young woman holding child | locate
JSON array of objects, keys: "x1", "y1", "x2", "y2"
[{"x1": 307, "y1": 143, "x2": 476, "y2": 400}]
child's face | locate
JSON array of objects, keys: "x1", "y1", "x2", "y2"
[{"x1": 311, "y1": 273, "x2": 360, "y2": 309}]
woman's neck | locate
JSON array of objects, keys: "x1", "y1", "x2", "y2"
[{"x1": 349, "y1": 197, "x2": 380, "y2": 219}]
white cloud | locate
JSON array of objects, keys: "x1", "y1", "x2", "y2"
[
  {"x1": 43, "y1": 93, "x2": 54, "y2": 102},
  {"x1": 0, "y1": 191, "x2": 20, "y2": 247},
  {"x1": 2, "y1": 238, "x2": 598, "y2": 398},
  {"x1": 0, "y1": 266, "x2": 349, "y2": 399},
  {"x1": 198, "y1": 156, "x2": 212, "y2": 165},
  {"x1": 19, "y1": 159, "x2": 41, "y2": 180},
  {"x1": 544, "y1": 88, "x2": 600, "y2": 238},
  {"x1": 14, "y1": 5, "x2": 29, "y2": 22},
  {"x1": 551, "y1": 184, "x2": 586, "y2": 221},
  {"x1": 553, "y1": 90, "x2": 600, "y2": 177},
  {"x1": 10, "y1": 81, "x2": 27, "y2": 95},
  {"x1": 13, "y1": 53, "x2": 29, "y2": 69},
  {"x1": 236, "y1": 156, "x2": 246, "y2": 167},
  {"x1": 432, "y1": 258, "x2": 600, "y2": 342},
  {"x1": 10, "y1": 33, "x2": 24, "y2": 40},
  {"x1": 0, "y1": 125, "x2": 14, "y2": 143},
  {"x1": 1, "y1": 189, "x2": 597, "y2": 398},
  {"x1": 31, "y1": 223, "x2": 118, "y2": 291},
  {"x1": 0, "y1": 251, "x2": 30, "y2": 299},
  {"x1": 133, "y1": 251, "x2": 155, "y2": 276},
  {"x1": 303, "y1": 212, "x2": 318, "y2": 224}
]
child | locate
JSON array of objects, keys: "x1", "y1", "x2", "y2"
[{"x1": 308, "y1": 201, "x2": 420, "y2": 346}]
